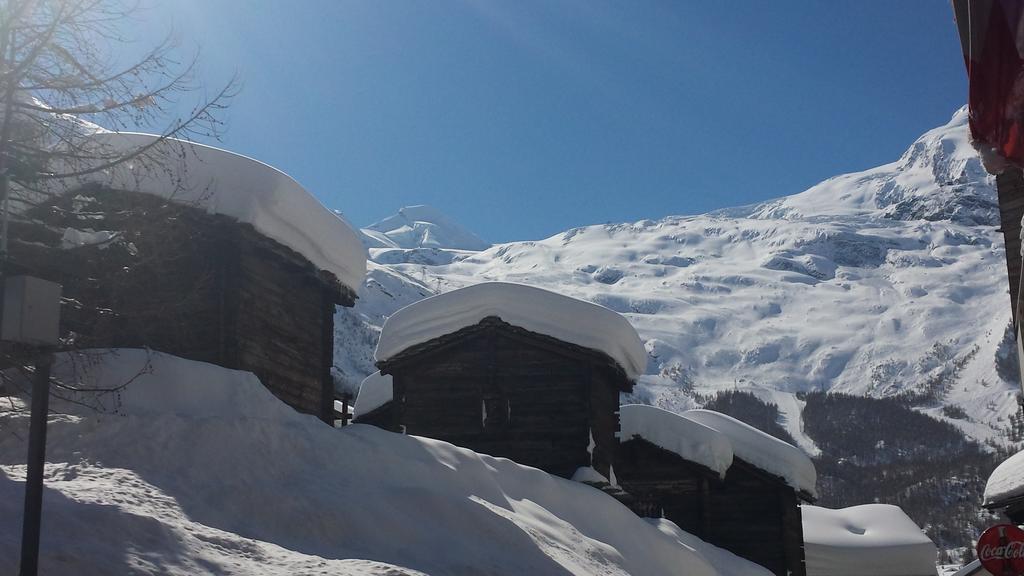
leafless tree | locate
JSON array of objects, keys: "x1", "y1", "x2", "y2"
[
  {"x1": 0, "y1": 0, "x2": 237, "y2": 423},
  {"x1": 0, "y1": 0, "x2": 238, "y2": 261}
]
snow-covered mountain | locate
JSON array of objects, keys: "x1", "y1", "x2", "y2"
[
  {"x1": 338, "y1": 108, "x2": 1020, "y2": 449},
  {"x1": 361, "y1": 204, "x2": 491, "y2": 251}
]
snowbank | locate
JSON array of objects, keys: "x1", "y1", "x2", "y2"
[
  {"x1": 802, "y1": 504, "x2": 937, "y2": 576},
  {"x1": 682, "y1": 409, "x2": 817, "y2": 497},
  {"x1": 0, "y1": 349, "x2": 771, "y2": 576},
  {"x1": 984, "y1": 448, "x2": 1024, "y2": 506},
  {"x1": 75, "y1": 133, "x2": 367, "y2": 294},
  {"x1": 375, "y1": 282, "x2": 648, "y2": 378},
  {"x1": 619, "y1": 404, "x2": 733, "y2": 478},
  {"x1": 353, "y1": 371, "x2": 393, "y2": 417}
]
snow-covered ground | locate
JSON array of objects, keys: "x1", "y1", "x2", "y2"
[
  {"x1": 0, "y1": 350, "x2": 771, "y2": 576},
  {"x1": 342, "y1": 108, "x2": 1019, "y2": 446}
]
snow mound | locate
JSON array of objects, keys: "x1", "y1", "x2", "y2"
[
  {"x1": 364, "y1": 205, "x2": 490, "y2": 251},
  {"x1": 353, "y1": 371, "x2": 393, "y2": 417},
  {"x1": 76, "y1": 133, "x2": 367, "y2": 294},
  {"x1": 802, "y1": 504, "x2": 937, "y2": 576},
  {"x1": 619, "y1": 404, "x2": 733, "y2": 478},
  {"x1": 375, "y1": 282, "x2": 648, "y2": 378},
  {"x1": 681, "y1": 409, "x2": 817, "y2": 497},
  {"x1": 0, "y1": 350, "x2": 771, "y2": 576},
  {"x1": 984, "y1": 448, "x2": 1024, "y2": 506}
]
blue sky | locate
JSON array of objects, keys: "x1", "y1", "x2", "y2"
[{"x1": 139, "y1": 1, "x2": 967, "y2": 243}]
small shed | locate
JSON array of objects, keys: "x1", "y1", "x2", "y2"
[
  {"x1": 615, "y1": 405, "x2": 815, "y2": 576},
  {"x1": 5, "y1": 133, "x2": 367, "y2": 423},
  {"x1": 801, "y1": 504, "x2": 937, "y2": 576},
  {"x1": 357, "y1": 281, "x2": 647, "y2": 479},
  {"x1": 983, "y1": 447, "x2": 1024, "y2": 523}
]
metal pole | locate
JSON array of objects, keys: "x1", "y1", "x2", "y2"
[{"x1": 18, "y1": 351, "x2": 52, "y2": 576}]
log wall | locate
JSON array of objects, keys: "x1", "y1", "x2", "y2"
[{"x1": 380, "y1": 317, "x2": 632, "y2": 479}]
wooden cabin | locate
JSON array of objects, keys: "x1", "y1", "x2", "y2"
[
  {"x1": 356, "y1": 282, "x2": 647, "y2": 480},
  {"x1": 615, "y1": 405, "x2": 814, "y2": 576},
  {"x1": 3, "y1": 134, "x2": 367, "y2": 423}
]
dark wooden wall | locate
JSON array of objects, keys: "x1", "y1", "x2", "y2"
[
  {"x1": 615, "y1": 439, "x2": 806, "y2": 576},
  {"x1": 616, "y1": 439, "x2": 714, "y2": 536},
  {"x1": 705, "y1": 460, "x2": 806, "y2": 576},
  {"x1": 997, "y1": 168, "x2": 1024, "y2": 325},
  {"x1": 6, "y1": 187, "x2": 351, "y2": 423},
  {"x1": 378, "y1": 317, "x2": 631, "y2": 479}
]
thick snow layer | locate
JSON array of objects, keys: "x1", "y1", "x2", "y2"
[
  {"x1": 75, "y1": 132, "x2": 367, "y2": 293},
  {"x1": 983, "y1": 448, "x2": 1024, "y2": 505},
  {"x1": 0, "y1": 350, "x2": 773, "y2": 576},
  {"x1": 363, "y1": 205, "x2": 491, "y2": 251},
  {"x1": 802, "y1": 504, "x2": 937, "y2": 576},
  {"x1": 375, "y1": 282, "x2": 648, "y2": 378},
  {"x1": 682, "y1": 409, "x2": 817, "y2": 497},
  {"x1": 353, "y1": 371, "x2": 393, "y2": 417},
  {"x1": 619, "y1": 404, "x2": 733, "y2": 478}
]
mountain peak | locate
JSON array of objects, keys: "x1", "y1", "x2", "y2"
[
  {"x1": 747, "y1": 107, "x2": 997, "y2": 226},
  {"x1": 362, "y1": 204, "x2": 491, "y2": 251}
]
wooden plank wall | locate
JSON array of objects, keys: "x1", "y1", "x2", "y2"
[
  {"x1": 706, "y1": 460, "x2": 806, "y2": 576},
  {"x1": 231, "y1": 225, "x2": 335, "y2": 420},
  {"x1": 615, "y1": 439, "x2": 712, "y2": 536},
  {"x1": 388, "y1": 322, "x2": 627, "y2": 479}
]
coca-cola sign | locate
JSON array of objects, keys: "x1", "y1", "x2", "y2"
[{"x1": 978, "y1": 524, "x2": 1024, "y2": 576}]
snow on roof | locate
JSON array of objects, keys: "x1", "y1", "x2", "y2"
[
  {"x1": 374, "y1": 281, "x2": 648, "y2": 378},
  {"x1": 353, "y1": 371, "x2": 393, "y2": 417},
  {"x1": 619, "y1": 404, "x2": 734, "y2": 478},
  {"x1": 984, "y1": 448, "x2": 1024, "y2": 506},
  {"x1": 75, "y1": 132, "x2": 367, "y2": 294},
  {"x1": 681, "y1": 409, "x2": 817, "y2": 497},
  {"x1": 802, "y1": 504, "x2": 937, "y2": 576}
]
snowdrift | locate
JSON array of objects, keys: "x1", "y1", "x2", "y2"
[
  {"x1": 375, "y1": 282, "x2": 648, "y2": 378},
  {"x1": 0, "y1": 350, "x2": 769, "y2": 576},
  {"x1": 802, "y1": 504, "x2": 937, "y2": 576}
]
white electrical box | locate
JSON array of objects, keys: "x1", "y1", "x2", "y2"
[{"x1": 1, "y1": 276, "x2": 62, "y2": 346}]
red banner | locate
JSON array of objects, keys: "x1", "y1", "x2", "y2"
[{"x1": 954, "y1": 0, "x2": 1024, "y2": 173}]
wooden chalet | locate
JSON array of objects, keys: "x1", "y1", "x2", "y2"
[
  {"x1": 3, "y1": 135, "x2": 367, "y2": 423},
  {"x1": 356, "y1": 282, "x2": 648, "y2": 480},
  {"x1": 615, "y1": 405, "x2": 813, "y2": 576}
]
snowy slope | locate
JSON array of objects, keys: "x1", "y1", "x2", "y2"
[
  {"x1": 344, "y1": 108, "x2": 1019, "y2": 446},
  {"x1": 0, "y1": 350, "x2": 770, "y2": 576}
]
